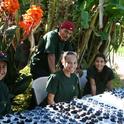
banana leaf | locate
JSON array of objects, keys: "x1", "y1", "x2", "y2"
[
  {"x1": 5, "y1": 25, "x2": 18, "y2": 44},
  {"x1": 15, "y1": 39, "x2": 30, "y2": 70},
  {"x1": 81, "y1": 10, "x2": 90, "y2": 29}
]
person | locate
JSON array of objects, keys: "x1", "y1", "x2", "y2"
[
  {"x1": 0, "y1": 51, "x2": 11, "y2": 115},
  {"x1": 83, "y1": 53, "x2": 114, "y2": 96},
  {"x1": 46, "y1": 51, "x2": 81, "y2": 105},
  {"x1": 30, "y1": 20, "x2": 75, "y2": 80}
]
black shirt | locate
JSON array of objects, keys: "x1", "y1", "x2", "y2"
[
  {"x1": 0, "y1": 80, "x2": 11, "y2": 115},
  {"x1": 83, "y1": 65, "x2": 114, "y2": 95}
]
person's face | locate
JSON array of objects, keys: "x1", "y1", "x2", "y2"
[
  {"x1": 62, "y1": 54, "x2": 77, "y2": 74},
  {"x1": 0, "y1": 61, "x2": 7, "y2": 80},
  {"x1": 59, "y1": 28, "x2": 73, "y2": 41},
  {"x1": 94, "y1": 57, "x2": 106, "y2": 72}
]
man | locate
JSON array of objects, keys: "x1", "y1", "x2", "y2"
[{"x1": 30, "y1": 20, "x2": 75, "y2": 79}]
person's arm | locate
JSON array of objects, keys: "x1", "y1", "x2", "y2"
[
  {"x1": 106, "y1": 80, "x2": 113, "y2": 91},
  {"x1": 90, "y1": 78, "x2": 96, "y2": 96},
  {"x1": 28, "y1": 32, "x2": 35, "y2": 51},
  {"x1": 28, "y1": 21, "x2": 41, "y2": 52},
  {"x1": 47, "y1": 54, "x2": 56, "y2": 73},
  {"x1": 106, "y1": 68, "x2": 114, "y2": 91},
  {"x1": 47, "y1": 93, "x2": 55, "y2": 105},
  {"x1": 46, "y1": 74, "x2": 58, "y2": 105}
]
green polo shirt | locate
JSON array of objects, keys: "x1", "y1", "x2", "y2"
[
  {"x1": 31, "y1": 29, "x2": 65, "y2": 75},
  {"x1": 46, "y1": 70, "x2": 80, "y2": 103}
]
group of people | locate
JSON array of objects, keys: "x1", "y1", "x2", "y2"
[
  {"x1": 0, "y1": 20, "x2": 114, "y2": 115},
  {"x1": 46, "y1": 52, "x2": 114, "y2": 105},
  {"x1": 30, "y1": 20, "x2": 114, "y2": 105}
]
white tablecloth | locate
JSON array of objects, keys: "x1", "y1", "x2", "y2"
[{"x1": 1, "y1": 88, "x2": 124, "y2": 124}]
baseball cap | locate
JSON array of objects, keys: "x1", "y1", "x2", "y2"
[
  {"x1": 60, "y1": 20, "x2": 75, "y2": 31},
  {"x1": 0, "y1": 51, "x2": 8, "y2": 62}
]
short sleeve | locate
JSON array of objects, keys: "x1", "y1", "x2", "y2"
[
  {"x1": 46, "y1": 75, "x2": 59, "y2": 94},
  {"x1": 108, "y1": 68, "x2": 114, "y2": 81},
  {"x1": 87, "y1": 67, "x2": 96, "y2": 80},
  {"x1": 45, "y1": 34, "x2": 56, "y2": 54}
]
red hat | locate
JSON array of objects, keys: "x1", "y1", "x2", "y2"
[{"x1": 60, "y1": 20, "x2": 75, "y2": 31}]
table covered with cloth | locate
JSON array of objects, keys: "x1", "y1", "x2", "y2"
[{"x1": 1, "y1": 88, "x2": 124, "y2": 124}]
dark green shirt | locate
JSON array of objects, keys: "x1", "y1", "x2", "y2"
[
  {"x1": 46, "y1": 70, "x2": 80, "y2": 103},
  {"x1": 83, "y1": 65, "x2": 114, "y2": 95},
  {"x1": 31, "y1": 29, "x2": 74, "y2": 79},
  {"x1": 0, "y1": 80, "x2": 11, "y2": 115}
]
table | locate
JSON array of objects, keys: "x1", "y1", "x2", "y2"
[{"x1": 1, "y1": 88, "x2": 124, "y2": 124}]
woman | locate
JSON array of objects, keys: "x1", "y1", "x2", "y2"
[
  {"x1": 46, "y1": 51, "x2": 81, "y2": 105},
  {"x1": 83, "y1": 53, "x2": 114, "y2": 96}
]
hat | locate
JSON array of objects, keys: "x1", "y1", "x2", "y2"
[
  {"x1": 0, "y1": 51, "x2": 8, "y2": 62},
  {"x1": 60, "y1": 20, "x2": 75, "y2": 31}
]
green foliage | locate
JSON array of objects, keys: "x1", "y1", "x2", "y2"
[
  {"x1": 105, "y1": 0, "x2": 124, "y2": 20},
  {"x1": 0, "y1": 25, "x2": 18, "y2": 51},
  {"x1": 19, "y1": 65, "x2": 31, "y2": 76},
  {"x1": 12, "y1": 65, "x2": 32, "y2": 95},
  {"x1": 99, "y1": 32, "x2": 108, "y2": 41},
  {"x1": 113, "y1": 72, "x2": 124, "y2": 88},
  {"x1": 110, "y1": 25, "x2": 122, "y2": 52},
  {"x1": 12, "y1": 91, "x2": 32, "y2": 112},
  {"x1": 12, "y1": 66, "x2": 32, "y2": 112},
  {"x1": 81, "y1": 10, "x2": 90, "y2": 29},
  {"x1": 5, "y1": 25, "x2": 18, "y2": 43},
  {"x1": 117, "y1": 47, "x2": 124, "y2": 53},
  {"x1": 83, "y1": 0, "x2": 98, "y2": 10},
  {"x1": 13, "y1": 74, "x2": 32, "y2": 95}
]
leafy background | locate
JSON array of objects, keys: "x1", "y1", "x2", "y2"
[{"x1": 0, "y1": 0, "x2": 124, "y2": 112}]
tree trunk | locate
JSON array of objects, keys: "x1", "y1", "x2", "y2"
[{"x1": 78, "y1": 10, "x2": 99, "y2": 65}]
